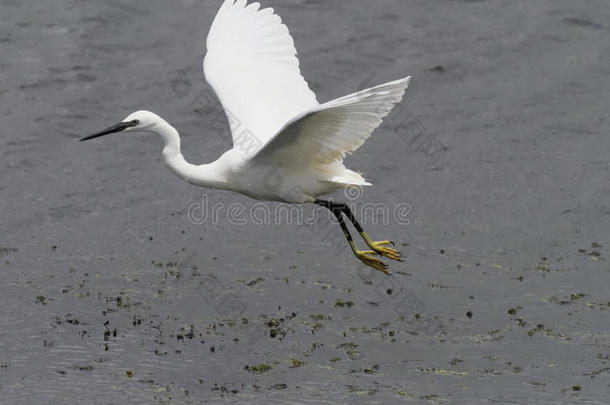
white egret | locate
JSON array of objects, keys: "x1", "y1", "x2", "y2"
[{"x1": 82, "y1": 0, "x2": 410, "y2": 274}]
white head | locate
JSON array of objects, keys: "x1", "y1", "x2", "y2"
[{"x1": 80, "y1": 110, "x2": 165, "y2": 142}]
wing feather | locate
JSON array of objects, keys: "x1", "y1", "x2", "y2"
[
  {"x1": 251, "y1": 77, "x2": 411, "y2": 167},
  {"x1": 204, "y1": 0, "x2": 318, "y2": 150}
]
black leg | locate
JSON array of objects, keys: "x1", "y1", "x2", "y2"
[
  {"x1": 335, "y1": 203, "x2": 364, "y2": 233},
  {"x1": 330, "y1": 207, "x2": 354, "y2": 243},
  {"x1": 316, "y1": 199, "x2": 402, "y2": 261},
  {"x1": 316, "y1": 200, "x2": 352, "y2": 240},
  {"x1": 315, "y1": 200, "x2": 353, "y2": 241},
  {"x1": 315, "y1": 199, "x2": 391, "y2": 273},
  {"x1": 316, "y1": 200, "x2": 372, "y2": 235}
]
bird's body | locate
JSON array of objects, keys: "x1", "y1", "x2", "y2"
[
  {"x1": 163, "y1": 144, "x2": 341, "y2": 203},
  {"x1": 82, "y1": 0, "x2": 411, "y2": 273}
]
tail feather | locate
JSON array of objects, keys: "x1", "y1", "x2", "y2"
[
  {"x1": 325, "y1": 175, "x2": 371, "y2": 187},
  {"x1": 316, "y1": 162, "x2": 372, "y2": 187}
]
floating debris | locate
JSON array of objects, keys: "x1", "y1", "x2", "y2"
[
  {"x1": 244, "y1": 364, "x2": 272, "y2": 374},
  {"x1": 335, "y1": 299, "x2": 354, "y2": 308}
]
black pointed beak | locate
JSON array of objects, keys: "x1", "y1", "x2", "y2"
[{"x1": 80, "y1": 120, "x2": 139, "y2": 142}]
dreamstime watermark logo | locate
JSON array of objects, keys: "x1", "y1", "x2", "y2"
[
  {"x1": 186, "y1": 194, "x2": 419, "y2": 228},
  {"x1": 397, "y1": 116, "x2": 446, "y2": 165},
  {"x1": 344, "y1": 185, "x2": 365, "y2": 201},
  {"x1": 171, "y1": 74, "x2": 263, "y2": 160},
  {"x1": 356, "y1": 73, "x2": 447, "y2": 165}
]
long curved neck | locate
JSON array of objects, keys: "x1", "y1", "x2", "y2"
[
  {"x1": 156, "y1": 120, "x2": 182, "y2": 158},
  {"x1": 154, "y1": 119, "x2": 228, "y2": 189}
]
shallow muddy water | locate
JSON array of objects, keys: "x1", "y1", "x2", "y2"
[{"x1": 1, "y1": 0, "x2": 609, "y2": 403}]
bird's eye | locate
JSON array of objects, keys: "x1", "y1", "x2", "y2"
[{"x1": 131, "y1": 120, "x2": 140, "y2": 126}]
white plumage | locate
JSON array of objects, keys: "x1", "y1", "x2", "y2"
[
  {"x1": 82, "y1": 0, "x2": 411, "y2": 273},
  {"x1": 202, "y1": 0, "x2": 410, "y2": 202},
  {"x1": 204, "y1": 0, "x2": 319, "y2": 148}
]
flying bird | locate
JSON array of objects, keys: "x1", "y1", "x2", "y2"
[{"x1": 82, "y1": 0, "x2": 410, "y2": 274}]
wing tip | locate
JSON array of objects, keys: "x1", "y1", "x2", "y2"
[{"x1": 389, "y1": 75, "x2": 412, "y2": 88}]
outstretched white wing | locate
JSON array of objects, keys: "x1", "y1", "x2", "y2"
[
  {"x1": 251, "y1": 77, "x2": 411, "y2": 167},
  {"x1": 204, "y1": 0, "x2": 318, "y2": 151}
]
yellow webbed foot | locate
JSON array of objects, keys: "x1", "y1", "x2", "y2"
[
  {"x1": 368, "y1": 240, "x2": 402, "y2": 261},
  {"x1": 354, "y1": 250, "x2": 391, "y2": 275},
  {"x1": 360, "y1": 233, "x2": 403, "y2": 262}
]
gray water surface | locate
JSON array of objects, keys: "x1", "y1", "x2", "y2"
[{"x1": 1, "y1": 0, "x2": 609, "y2": 403}]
